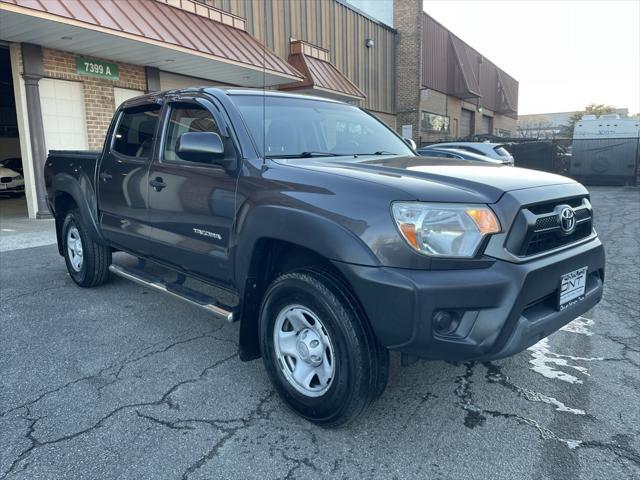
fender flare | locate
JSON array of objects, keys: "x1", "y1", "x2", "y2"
[
  {"x1": 50, "y1": 172, "x2": 108, "y2": 247},
  {"x1": 234, "y1": 204, "x2": 380, "y2": 290}
]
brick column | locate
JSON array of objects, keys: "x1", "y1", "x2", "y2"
[{"x1": 393, "y1": 0, "x2": 423, "y2": 144}]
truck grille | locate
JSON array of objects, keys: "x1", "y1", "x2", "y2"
[
  {"x1": 1, "y1": 176, "x2": 12, "y2": 183},
  {"x1": 507, "y1": 197, "x2": 594, "y2": 257}
]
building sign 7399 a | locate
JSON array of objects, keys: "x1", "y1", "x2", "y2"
[{"x1": 75, "y1": 57, "x2": 120, "y2": 81}]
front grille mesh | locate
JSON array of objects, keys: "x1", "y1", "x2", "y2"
[
  {"x1": 525, "y1": 222, "x2": 592, "y2": 256},
  {"x1": 0, "y1": 177, "x2": 12, "y2": 183},
  {"x1": 509, "y1": 196, "x2": 593, "y2": 257},
  {"x1": 534, "y1": 215, "x2": 559, "y2": 230}
]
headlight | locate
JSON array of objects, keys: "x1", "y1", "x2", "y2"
[
  {"x1": 15, "y1": 174, "x2": 23, "y2": 180},
  {"x1": 391, "y1": 202, "x2": 501, "y2": 258}
]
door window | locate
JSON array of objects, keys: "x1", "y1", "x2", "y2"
[
  {"x1": 163, "y1": 104, "x2": 220, "y2": 162},
  {"x1": 112, "y1": 105, "x2": 160, "y2": 158}
]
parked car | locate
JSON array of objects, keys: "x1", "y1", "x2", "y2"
[
  {"x1": 417, "y1": 146, "x2": 508, "y2": 165},
  {"x1": 427, "y1": 142, "x2": 514, "y2": 164},
  {"x1": 0, "y1": 157, "x2": 23, "y2": 175},
  {"x1": 0, "y1": 165, "x2": 25, "y2": 196},
  {"x1": 45, "y1": 88, "x2": 604, "y2": 426}
]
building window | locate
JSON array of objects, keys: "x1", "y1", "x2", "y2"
[{"x1": 420, "y1": 111, "x2": 450, "y2": 133}]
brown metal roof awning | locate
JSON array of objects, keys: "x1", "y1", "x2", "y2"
[
  {"x1": 0, "y1": 0, "x2": 304, "y2": 87},
  {"x1": 496, "y1": 69, "x2": 518, "y2": 115},
  {"x1": 448, "y1": 35, "x2": 481, "y2": 99},
  {"x1": 279, "y1": 40, "x2": 366, "y2": 102}
]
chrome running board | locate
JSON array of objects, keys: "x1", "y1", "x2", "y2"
[{"x1": 109, "y1": 264, "x2": 236, "y2": 323}]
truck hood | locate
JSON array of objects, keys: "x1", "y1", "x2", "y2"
[{"x1": 274, "y1": 155, "x2": 577, "y2": 203}]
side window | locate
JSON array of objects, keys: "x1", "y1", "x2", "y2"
[
  {"x1": 163, "y1": 104, "x2": 220, "y2": 162},
  {"x1": 112, "y1": 105, "x2": 160, "y2": 158}
]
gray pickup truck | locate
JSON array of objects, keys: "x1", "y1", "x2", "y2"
[{"x1": 45, "y1": 88, "x2": 605, "y2": 426}]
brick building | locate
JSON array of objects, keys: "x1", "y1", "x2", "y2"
[
  {"x1": 394, "y1": 0, "x2": 518, "y2": 146},
  {"x1": 0, "y1": 0, "x2": 396, "y2": 218},
  {"x1": 0, "y1": 0, "x2": 518, "y2": 219}
]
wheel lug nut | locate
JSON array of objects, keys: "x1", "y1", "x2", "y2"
[
  {"x1": 310, "y1": 340, "x2": 319, "y2": 348},
  {"x1": 310, "y1": 355, "x2": 320, "y2": 362}
]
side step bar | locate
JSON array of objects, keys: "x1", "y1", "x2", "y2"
[{"x1": 109, "y1": 264, "x2": 236, "y2": 323}]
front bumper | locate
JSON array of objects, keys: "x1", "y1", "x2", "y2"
[
  {"x1": 0, "y1": 181, "x2": 25, "y2": 193},
  {"x1": 334, "y1": 237, "x2": 605, "y2": 361}
]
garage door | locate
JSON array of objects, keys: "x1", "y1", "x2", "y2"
[
  {"x1": 480, "y1": 115, "x2": 493, "y2": 135},
  {"x1": 460, "y1": 109, "x2": 474, "y2": 137},
  {"x1": 39, "y1": 79, "x2": 88, "y2": 151},
  {"x1": 114, "y1": 87, "x2": 144, "y2": 109}
]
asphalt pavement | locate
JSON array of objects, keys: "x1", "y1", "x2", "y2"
[{"x1": 1, "y1": 186, "x2": 639, "y2": 480}]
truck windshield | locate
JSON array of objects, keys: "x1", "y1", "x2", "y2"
[{"x1": 230, "y1": 94, "x2": 414, "y2": 158}]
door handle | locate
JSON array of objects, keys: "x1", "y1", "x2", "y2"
[
  {"x1": 99, "y1": 172, "x2": 112, "y2": 182},
  {"x1": 149, "y1": 177, "x2": 167, "y2": 191}
]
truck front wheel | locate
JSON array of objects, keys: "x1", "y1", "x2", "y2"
[
  {"x1": 62, "y1": 209, "x2": 112, "y2": 287},
  {"x1": 259, "y1": 268, "x2": 388, "y2": 427}
]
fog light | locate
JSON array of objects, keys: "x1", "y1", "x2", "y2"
[{"x1": 433, "y1": 310, "x2": 461, "y2": 335}]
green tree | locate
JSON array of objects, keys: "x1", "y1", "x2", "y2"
[{"x1": 560, "y1": 103, "x2": 618, "y2": 138}]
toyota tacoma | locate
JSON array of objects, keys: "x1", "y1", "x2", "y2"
[{"x1": 45, "y1": 88, "x2": 605, "y2": 426}]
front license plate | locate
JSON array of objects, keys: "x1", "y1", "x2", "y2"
[
  {"x1": 559, "y1": 266, "x2": 588, "y2": 310},
  {"x1": 0, "y1": 184, "x2": 7, "y2": 190}
]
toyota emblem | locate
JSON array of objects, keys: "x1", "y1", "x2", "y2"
[{"x1": 559, "y1": 207, "x2": 576, "y2": 234}]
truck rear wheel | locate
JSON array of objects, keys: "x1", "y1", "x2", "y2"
[
  {"x1": 62, "y1": 209, "x2": 112, "y2": 287},
  {"x1": 259, "y1": 268, "x2": 388, "y2": 427}
]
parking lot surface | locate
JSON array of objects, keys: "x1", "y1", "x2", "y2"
[{"x1": 1, "y1": 186, "x2": 639, "y2": 480}]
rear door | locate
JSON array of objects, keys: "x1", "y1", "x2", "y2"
[
  {"x1": 97, "y1": 103, "x2": 161, "y2": 254},
  {"x1": 147, "y1": 96, "x2": 238, "y2": 286}
]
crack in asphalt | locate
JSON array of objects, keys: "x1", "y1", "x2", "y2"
[
  {"x1": 0, "y1": 353, "x2": 238, "y2": 479},
  {"x1": 482, "y1": 362, "x2": 592, "y2": 417},
  {"x1": 280, "y1": 451, "x2": 320, "y2": 480},
  {"x1": 1, "y1": 285, "x2": 68, "y2": 303},
  {"x1": 178, "y1": 391, "x2": 276, "y2": 480},
  {"x1": 454, "y1": 361, "x2": 640, "y2": 468},
  {"x1": 0, "y1": 327, "x2": 229, "y2": 417},
  {"x1": 455, "y1": 361, "x2": 583, "y2": 448}
]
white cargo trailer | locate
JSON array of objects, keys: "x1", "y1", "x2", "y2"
[{"x1": 571, "y1": 115, "x2": 640, "y2": 185}]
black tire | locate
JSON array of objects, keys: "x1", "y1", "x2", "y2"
[
  {"x1": 62, "y1": 209, "x2": 112, "y2": 287},
  {"x1": 259, "y1": 268, "x2": 389, "y2": 427}
]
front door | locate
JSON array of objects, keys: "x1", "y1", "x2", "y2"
[
  {"x1": 98, "y1": 103, "x2": 161, "y2": 255},
  {"x1": 147, "y1": 98, "x2": 237, "y2": 286}
]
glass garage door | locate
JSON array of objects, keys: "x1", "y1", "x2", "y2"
[{"x1": 39, "y1": 78, "x2": 88, "y2": 151}]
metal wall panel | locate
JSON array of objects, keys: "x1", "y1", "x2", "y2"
[{"x1": 207, "y1": 0, "x2": 396, "y2": 114}]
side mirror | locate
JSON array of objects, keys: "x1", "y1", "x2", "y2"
[
  {"x1": 176, "y1": 132, "x2": 233, "y2": 168},
  {"x1": 404, "y1": 138, "x2": 417, "y2": 151}
]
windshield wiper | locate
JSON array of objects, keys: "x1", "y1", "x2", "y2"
[
  {"x1": 265, "y1": 151, "x2": 347, "y2": 159},
  {"x1": 356, "y1": 151, "x2": 397, "y2": 155}
]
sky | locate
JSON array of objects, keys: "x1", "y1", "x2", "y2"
[{"x1": 424, "y1": 0, "x2": 640, "y2": 115}]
